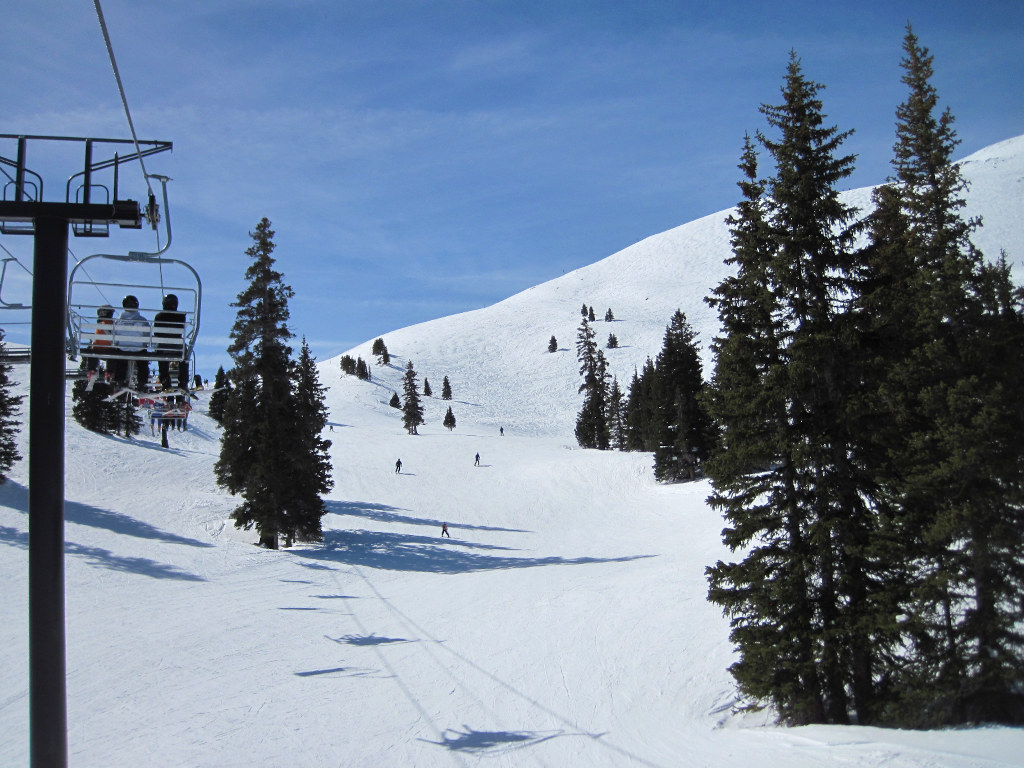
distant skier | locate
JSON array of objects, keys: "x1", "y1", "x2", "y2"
[
  {"x1": 474, "y1": 452, "x2": 480, "y2": 467},
  {"x1": 395, "y1": 458, "x2": 402, "y2": 474},
  {"x1": 441, "y1": 523, "x2": 450, "y2": 538},
  {"x1": 500, "y1": 426, "x2": 504, "y2": 436}
]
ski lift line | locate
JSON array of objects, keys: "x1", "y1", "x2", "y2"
[
  {"x1": 0, "y1": 258, "x2": 32, "y2": 309},
  {"x1": 92, "y1": 0, "x2": 153, "y2": 198},
  {"x1": 65, "y1": 246, "x2": 114, "y2": 309}
]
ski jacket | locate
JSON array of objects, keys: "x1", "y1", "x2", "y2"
[
  {"x1": 153, "y1": 309, "x2": 187, "y2": 353},
  {"x1": 92, "y1": 317, "x2": 114, "y2": 348},
  {"x1": 113, "y1": 309, "x2": 151, "y2": 350}
]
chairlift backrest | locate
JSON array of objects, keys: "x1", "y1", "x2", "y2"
[{"x1": 67, "y1": 252, "x2": 201, "y2": 364}]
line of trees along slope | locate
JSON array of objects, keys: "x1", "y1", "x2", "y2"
[
  {"x1": 214, "y1": 218, "x2": 333, "y2": 549},
  {"x1": 704, "y1": 29, "x2": 1024, "y2": 728}
]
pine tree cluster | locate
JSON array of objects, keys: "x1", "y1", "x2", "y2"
[
  {"x1": 574, "y1": 307, "x2": 714, "y2": 476},
  {"x1": 70, "y1": 361, "x2": 143, "y2": 438},
  {"x1": 340, "y1": 354, "x2": 372, "y2": 381},
  {"x1": 704, "y1": 30, "x2": 1024, "y2": 728}
]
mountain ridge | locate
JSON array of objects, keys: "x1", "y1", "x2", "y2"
[{"x1": 329, "y1": 134, "x2": 1024, "y2": 441}]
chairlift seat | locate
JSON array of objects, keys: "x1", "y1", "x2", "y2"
[{"x1": 67, "y1": 251, "x2": 201, "y2": 366}]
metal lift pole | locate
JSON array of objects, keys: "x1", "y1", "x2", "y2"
[
  {"x1": 1, "y1": 133, "x2": 170, "y2": 768},
  {"x1": 29, "y1": 214, "x2": 70, "y2": 768}
]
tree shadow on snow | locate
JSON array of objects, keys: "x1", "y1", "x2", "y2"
[
  {"x1": 0, "y1": 481, "x2": 207, "y2": 580},
  {"x1": 325, "y1": 499, "x2": 531, "y2": 534},
  {"x1": 294, "y1": 528, "x2": 654, "y2": 574},
  {"x1": 0, "y1": 480, "x2": 212, "y2": 549}
]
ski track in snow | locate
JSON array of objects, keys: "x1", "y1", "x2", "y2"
[{"x1": 2, "y1": 137, "x2": 1024, "y2": 766}]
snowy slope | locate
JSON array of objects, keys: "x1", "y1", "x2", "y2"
[
  {"x1": 1, "y1": 137, "x2": 1023, "y2": 767},
  {"x1": 345, "y1": 135, "x2": 1024, "y2": 441}
]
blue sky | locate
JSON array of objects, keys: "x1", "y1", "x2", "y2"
[{"x1": 2, "y1": 0, "x2": 1023, "y2": 379}]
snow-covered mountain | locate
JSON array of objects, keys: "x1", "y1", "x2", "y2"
[
  {"x1": 335, "y1": 135, "x2": 1024, "y2": 441},
  {"x1": 1, "y1": 137, "x2": 1022, "y2": 767}
]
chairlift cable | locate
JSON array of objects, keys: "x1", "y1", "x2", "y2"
[
  {"x1": 66, "y1": 247, "x2": 114, "y2": 307},
  {"x1": 0, "y1": 241, "x2": 32, "y2": 276},
  {"x1": 92, "y1": 0, "x2": 154, "y2": 199}
]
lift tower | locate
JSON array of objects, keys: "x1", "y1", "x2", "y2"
[{"x1": 0, "y1": 134, "x2": 171, "y2": 768}]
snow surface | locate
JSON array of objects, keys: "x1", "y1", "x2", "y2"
[{"x1": 2, "y1": 137, "x2": 1024, "y2": 766}]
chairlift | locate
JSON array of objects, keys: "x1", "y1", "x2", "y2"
[
  {"x1": 66, "y1": 176, "x2": 201, "y2": 369},
  {"x1": 0, "y1": 257, "x2": 33, "y2": 364}
]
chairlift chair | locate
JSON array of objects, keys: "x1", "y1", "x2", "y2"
[
  {"x1": 67, "y1": 257, "x2": 201, "y2": 364},
  {"x1": 65, "y1": 176, "x2": 201, "y2": 371}
]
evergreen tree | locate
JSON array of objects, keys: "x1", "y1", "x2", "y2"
[
  {"x1": 356, "y1": 357, "x2": 370, "y2": 380},
  {"x1": 607, "y1": 333, "x2": 618, "y2": 349},
  {"x1": 214, "y1": 217, "x2": 298, "y2": 550},
  {"x1": 207, "y1": 366, "x2": 230, "y2": 423},
  {"x1": 0, "y1": 331, "x2": 23, "y2": 482},
  {"x1": 865, "y1": 28, "x2": 1024, "y2": 725},
  {"x1": 423, "y1": 378, "x2": 432, "y2": 397},
  {"x1": 605, "y1": 308, "x2": 614, "y2": 322},
  {"x1": 624, "y1": 359, "x2": 660, "y2": 452},
  {"x1": 389, "y1": 392, "x2": 400, "y2": 409},
  {"x1": 71, "y1": 359, "x2": 118, "y2": 434},
  {"x1": 548, "y1": 335, "x2": 558, "y2": 353},
  {"x1": 285, "y1": 338, "x2": 333, "y2": 545},
  {"x1": 574, "y1": 318, "x2": 610, "y2": 449},
  {"x1": 581, "y1": 303, "x2": 588, "y2": 317},
  {"x1": 705, "y1": 135, "x2": 787, "y2": 478},
  {"x1": 588, "y1": 306, "x2": 596, "y2": 322},
  {"x1": 705, "y1": 55, "x2": 880, "y2": 725},
  {"x1": 372, "y1": 335, "x2": 387, "y2": 364},
  {"x1": 607, "y1": 377, "x2": 627, "y2": 451},
  {"x1": 111, "y1": 392, "x2": 143, "y2": 438},
  {"x1": 443, "y1": 405, "x2": 456, "y2": 431},
  {"x1": 340, "y1": 355, "x2": 356, "y2": 375},
  {"x1": 651, "y1": 310, "x2": 714, "y2": 481},
  {"x1": 401, "y1": 360, "x2": 424, "y2": 434},
  {"x1": 441, "y1": 375, "x2": 452, "y2": 400}
]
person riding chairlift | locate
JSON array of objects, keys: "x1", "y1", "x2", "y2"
[
  {"x1": 111, "y1": 295, "x2": 151, "y2": 387},
  {"x1": 153, "y1": 293, "x2": 189, "y2": 392},
  {"x1": 86, "y1": 304, "x2": 115, "y2": 375}
]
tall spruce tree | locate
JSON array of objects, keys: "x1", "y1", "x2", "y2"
[
  {"x1": 866, "y1": 28, "x2": 1024, "y2": 725},
  {"x1": 574, "y1": 318, "x2": 610, "y2": 449},
  {"x1": 651, "y1": 310, "x2": 714, "y2": 481},
  {"x1": 606, "y1": 377, "x2": 627, "y2": 451},
  {"x1": 286, "y1": 339, "x2": 333, "y2": 545},
  {"x1": 214, "y1": 217, "x2": 298, "y2": 549},
  {"x1": 705, "y1": 55, "x2": 884, "y2": 725},
  {"x1": 0, "y1": 331, "x2": 23, "y2": 482},
  {"x1": 401, "y1": 360, "x2": 424, "y2": 434},
  {"x1": 441, "y1": 375, "x2": 452, "y2": 400}
]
